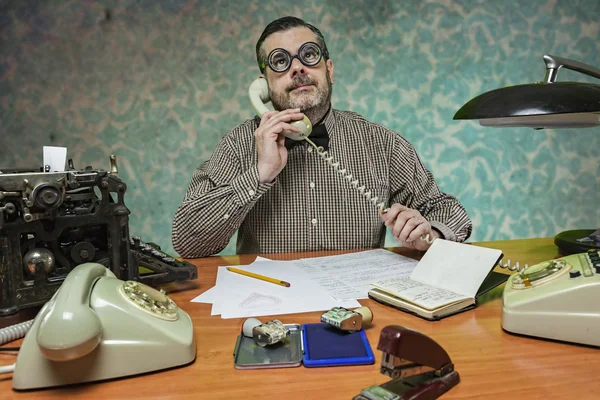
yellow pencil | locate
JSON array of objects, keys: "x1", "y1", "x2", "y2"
[{"x1": 226, "y1": 267, "x2": 291, "y2": 288}]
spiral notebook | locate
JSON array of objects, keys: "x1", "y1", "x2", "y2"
[{"x1": 368, "y1": 240, "x2": 506, "y2": 321}]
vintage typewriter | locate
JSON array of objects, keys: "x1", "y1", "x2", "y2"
[{"x1": 0, "y1": 156, "x2": 197, "y2": 316}]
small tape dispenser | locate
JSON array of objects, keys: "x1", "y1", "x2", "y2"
[
  {"x1": 320, "y1": 306, "x2": 373, "y2": 332},
  {"x1": 242, "y1": 318, "x2": 290, "y2": 347},
  {"x1": 353, "y1": 325, "x2": 459, "y2": 400}
]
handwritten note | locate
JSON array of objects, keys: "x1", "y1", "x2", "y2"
[
  {"x1": 293, "y1": 249, "x2": 418, "y2": 300},
  {"x1": 371, "y1": 277, "x2": 469, "y2": 310}
]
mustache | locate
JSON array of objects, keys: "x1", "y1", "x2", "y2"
[{"x1": 287, "y1": 76, "x2": 316, "y2": 91}]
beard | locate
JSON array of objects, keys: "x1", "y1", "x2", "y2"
[{"x1": 269, "y1": 67, "x2": 333, "y2": 123}]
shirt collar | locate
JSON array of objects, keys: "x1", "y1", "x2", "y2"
[{"x1": 318, "y1": 105, "x2": 335, "y2": 134}]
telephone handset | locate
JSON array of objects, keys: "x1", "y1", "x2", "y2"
[
  {"x1": 248, "y1": 78, "x2": 435, "y2": 245},
  {"x1": 35, "y1": 263, "x2": 108, "y2": 362},
  {"x1": 249, "y1": 77, "x2": 313, "y2": 141},
  {"x1": 11, "y1": 262, "x2": 196, "y2": 390},
  {"x1": 501, "y1": 249, "x2": 600, "y2": 347}
]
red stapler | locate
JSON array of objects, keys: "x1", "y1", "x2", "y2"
[{"x1": 354, "y1": 326, "x2": 459, "y2": 400}]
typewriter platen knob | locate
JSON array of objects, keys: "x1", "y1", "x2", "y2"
[
  {"x1": 32, "y1": 183, "x2": 63, "y2": 209},
  {"x1": 23, "y1": 248, "x2": 56, "y2": 275}
]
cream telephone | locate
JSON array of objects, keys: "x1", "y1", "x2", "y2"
[
  {"x1": 502, "y1": 249, "x2": 600, "y2": 347},
  {"x1": 248, "y1": 77, "x2": 313, "y2": 141},
  {"x1": 7, "y1": 262, "x2": 196, "y2": 390},
  {"x1": 247, "y1": 77, "x2": 434, "y2": 245}
]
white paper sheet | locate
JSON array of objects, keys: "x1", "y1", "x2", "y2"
[
  {"x1": 218, "y1": 260, "x2": 360, "y2": 319},
  {"x1": 294, "y1": 249, "x2": 418, "y2": 300},
  {"x1": 204, "y1": 256, "x2": 264, "y2": 314},
  {"x1": 207, "y1": 260, "x2": 273, "y2": 315},
  {"x1": 43, "y1": 146, "x2": 67, "y2": 172},
  {"x1": 190, "y1": 286, "x2": 219, "y2": 304},
  {"x1": 210, "y1": 266, "x2": 228, "y2": 315},
  {"x1": 192, "y1": 251, "x2": 414, "y2": 318}
]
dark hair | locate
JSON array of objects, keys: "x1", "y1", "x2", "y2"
[{"x1": 255, "y1": 16, "x2": 330, "y2": 73}]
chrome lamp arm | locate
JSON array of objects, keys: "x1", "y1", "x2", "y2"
[{"x1": 544, "y1": 54, "x2": 600, "y2": 83}]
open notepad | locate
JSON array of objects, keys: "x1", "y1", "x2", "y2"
[{"x1": 368, "y1": 239, "x2": 506, "y2": 320}]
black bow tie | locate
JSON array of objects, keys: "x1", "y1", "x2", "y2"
[{"x1": 285, "y1": 124, "x2": 329, "y2": 151}]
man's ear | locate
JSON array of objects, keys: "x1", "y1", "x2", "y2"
[{"x1": 327, "y1": 59, "x2": 334, "y2": 84}]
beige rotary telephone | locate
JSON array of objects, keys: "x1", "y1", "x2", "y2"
[
  {"x1": 247, "y1": 77, "x2": 434, "y2": 245},
  {"x1": 502, "y1": 250, "x2": 600, "y2": 347},
  {"x1": 10, "y1": 263, "x2": 196, "y2": 390}
]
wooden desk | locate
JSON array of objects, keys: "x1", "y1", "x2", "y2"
[{"x1": 1, "y1": 238, "x2": 599, "y2": 399}]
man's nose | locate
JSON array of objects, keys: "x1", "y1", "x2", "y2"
[{"x1": 289, "y1": 58, "x2": 307, "y2": 77}]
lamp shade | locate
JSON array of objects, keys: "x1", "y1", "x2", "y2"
[{"x1": 453, "y1": 55, "x2": 600, "y2": 128}]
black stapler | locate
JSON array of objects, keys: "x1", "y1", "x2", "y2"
[{"x1": 354, "y1": 325, "x2": 459, "y2": 400}]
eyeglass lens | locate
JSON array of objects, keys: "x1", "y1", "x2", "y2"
[{"x1": 267, "y1": 42, "x2": 322, "y2": 73}]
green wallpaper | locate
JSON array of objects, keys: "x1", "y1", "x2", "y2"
[{"x1": 1, "y1": 0, "x2": 599, "y2": 256}]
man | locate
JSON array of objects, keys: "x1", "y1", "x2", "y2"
[{"x1": 172, "y1": 16, "x2": 472, "y2": 258}]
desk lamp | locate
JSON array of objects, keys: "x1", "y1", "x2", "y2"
[{"x1": 453, "y1": 54, "x2": 600, "y2": 255}]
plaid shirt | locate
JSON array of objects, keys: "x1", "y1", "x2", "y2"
[{"x1": 172, "y1": 109, "x2": 472, "y2": 258}]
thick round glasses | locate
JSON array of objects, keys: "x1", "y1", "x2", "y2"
[{"x1": 261, "y1": 42, "x2": 325, "y2": 73}]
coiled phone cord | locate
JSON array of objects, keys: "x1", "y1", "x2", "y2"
[
  {"x1": 0, "y1": 319, "x2": 34, "y2": 374},
  {"x1": 0, "y1": 319, "x2": 33, "y2": 346},
  {"x1": 305, "y1": 138, "x2": 435, "y2": 245}
]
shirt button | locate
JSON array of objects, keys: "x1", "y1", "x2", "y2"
[
  {"x1": 223, "y1": 214, "x2": 229, "y2": 220},
  {"x1": 309, "y1": 182, "x2": 315, "y2": 189},
  {"x1": 248, "y1": 190, "x2": 255, "y2": 196},
  {"x1": 311, "y1": 218, "x2": 317, "y2": 225},
  {"x1": 307, "y1": 147, "x2": 313, "y2": 153}
]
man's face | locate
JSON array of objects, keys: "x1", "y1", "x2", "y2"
[{"x1": 262, "y1": 27, "x2": 334, "y2": 116}]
